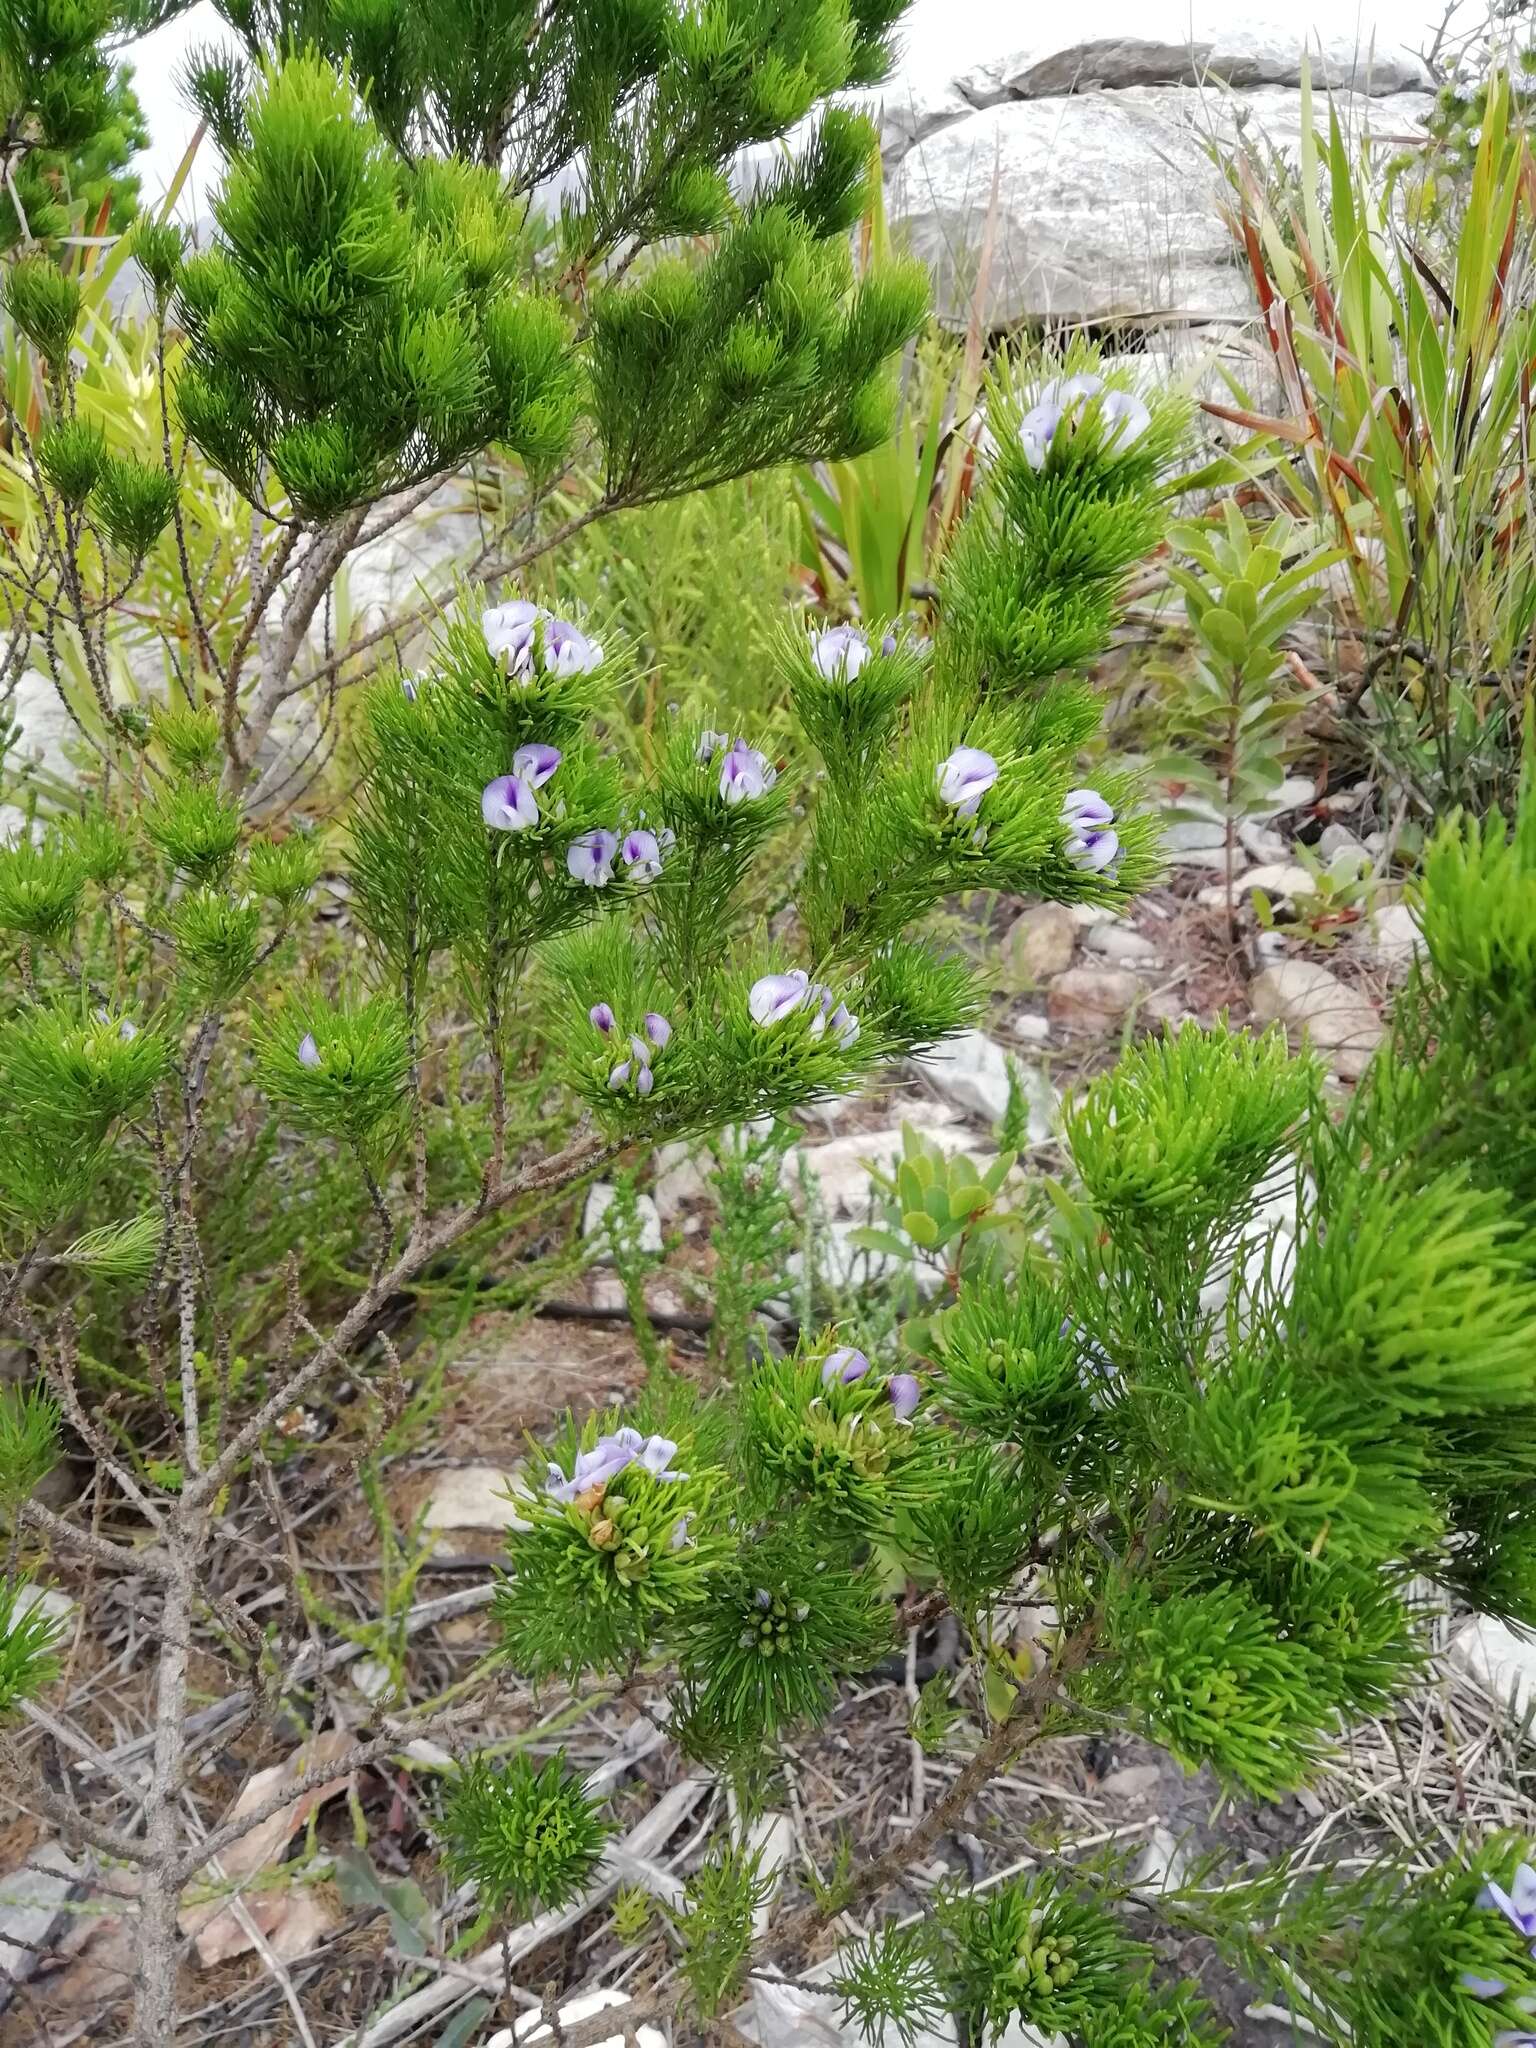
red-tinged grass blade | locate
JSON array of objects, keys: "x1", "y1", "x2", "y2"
[{"x1": 1199, "y1": 398, "x2": 1314, "y2": 445}]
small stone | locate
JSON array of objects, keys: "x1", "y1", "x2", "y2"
[
  {"x1": 785, "y1": 1123, "x2": 981, "y2": 1218},
  {"x1": 1197, "y1": 862, "x2": 1316, "y2": 909},
  {"x1": 18, "y1": 1585, "x2": 76, "y2": 1631},
  {"x1": 351, "y1": 1657, "x2": 394, "y2": 1703},
  {"x1": 1097, "y1": 1763, "x2": 1164, "y2": 1802},
  {"x1": 1046, "y1": 966, "x2": 1142, "y2": 1035},
  {"x1": 1001, "y1": 902, "x2": 1075, "y2": 985},
  {"x1": 1249, "y1": 775, "x2": 1316, "y2": 819},
  {"x1": 582, "y1": 1183, "x2": 662, "y2": 1258},
  {"x1": 1248, "y1": 961, "x2": 1382, "y2": 1079},
  {"x1": 652, "y1": 1153, "x2": 707, "y2": 1221},
  {"x1": 1132, "y1": 1825, "x2": 1192, "y2": 1895},
  {"x1": 1318, "y1": 822, "x2": 1370, "y2": 869},
  {"x1": 1359, "y1": 901, "x2": 1424, "y2": 977},
  {"x1": 1013, "y1": 1012, "x2": 1051, "y2": 1043},
  {"x1": 1162, "y1": 817, "x2": 1227, "y2": 855},
  {"x1": 1237, "y1": 818, "x2": 1288, "y2": 865},
  {"x1": 0, "y1": 1842, "x2": 82, "y2": 1984},
  {"x1": 914, "y1": 1031, "x2": 1056, "y2": 1136},
  {"x1": 422, "y1": 1465, "x2": 532, "y2": 1533},
  {"x1": 1449, "y1": 1614, "x2": 1536, "y2": 1721},
  {"x1": 1067, "y1": 902, "x2": 1115, "y2": 928},
  {"x1": 1083, "y1": 921, "x2": 1159, "y2": 966}
]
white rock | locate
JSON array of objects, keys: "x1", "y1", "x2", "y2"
[
  {"x1": 1318, "y1": 822, "x2": 1370, "y2": 869},
  {"x1": 1047, "y1": 966, "x2": 1143, "y2": 1034},
  {"x1": 500, "y1": 1988, "x2": 669, "y2": 2048},
  {"x1": 1067, "y1": 902, "x2": 1116, "y2": 928},
  {"x1": 17, "y1": 1584, "x2": 76, "y2": 1631},
  {"x1": 1448, "y1": 1614, "x2": 1536, "y2": 1723},
  {"x1": 582, "y1": 1183, "x2": 663, "y2": 1258},
  {"x1": 889, "y1": 84, "x2": 1431, "y2": 326},
  {"x1": 913, "y1": 1031, "x2": 1057, "y2": 1137},
  {"x1": 652, "y1": 1152, "x2": 708, "y2": 1221},
  {"x1": 1162, "y1": 817, "x2": 1229, "y2": 854},
  {"x1": 1197, "y1": 861, "x2": 1316, "y2": 908},
  {"x1": 1083, "y1": 922, "x2": 1160, "y2": 966},
  {"x1": 351, "y1": 1657, "x2": 395, "y2": 1703},
  {"x1": 1237, "y1": 818, "x2": 1289, "y2": 865},
  {"x1": 1249, "y1": 960, "x2": 1382, "y2": 1078},
  {"x1": 0, "y1": 1842, "x2": 81, "y2": 1985},
  {"x1": 787, "y1": 1123, "x2": 983, "y2": 1218},
  {"x1": 1248, "y1": 775, "x2": 1317, "y2": 818},
  {"x1": 1002, "y1": 901, "x2": 1076, "y2": 985},
  {"x1": 1131, "y1": 1824, "x2": 1192, "y2": 1895},
  {"x1": 421, "y1": 1465, "x2": 532, "y2": 1532},
  {"x1": 1359, "y1": 900, "x2": 1425, "y2": 976},
  {"x1": 952, "y1": 2, "x2": 1432, "y2": 103},
  {"x1": 1097, "y1": 1763, "x2": 1165, "y2": 1801},
  {"x1": 1013, "y1": 1012, "x2": 1051, "y2": 1043}
]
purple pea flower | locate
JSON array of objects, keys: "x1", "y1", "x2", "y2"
[
  {"x1": 809, "y1": 624, "x2": 871, "y2": 681},
  {"x1": 482, "y1": 774, "x2": 539, "y2": 833},
  {"x1": 400, "y1": 674, "x2": 420, "y2": 702},
  {"x1": 887, "y1": 1373, "x2": 921, "y2": 1422},
  {"x1": 719, "y1": 739, "x2": 776, "y2": 806},
  {"x1": 590, "y1": 1003, "x2": 616, "y2": 1034},
  {"x1": 638, "y1": 1433, "x2": 687, "y2": 1479},
  {"x1": 749, "y1": 968, "x2": 809, "y2": 1027},
  {"x1": 881, "y1": 630, "x2": 898, "y2": 656},
  {"x1": 1462, "y1": 1974, "x2": 1509, "y2": 2000},
  {"x1": 822, "y1": 1346, "x2": 871, "y2": 1385},
  {"x1": 567, "y1": 829, "x2": 618, "y2": 886},
  {"x1": 1062, "y1": 787, "x2": 1120, "y2": 874},
  {"x1": 636, "y1": 1063, "x2": 654, "y2": 1097},
  {"x1": 1481, "y1": 1864, "x2": 1536, "y2": 1939},
  {"x1": 483, "y1": 600, "x2": 544, "y2": 675},
  {"x1": 697, "y1": 729, "x2": 730, "y2": 764},
  {"x1": 1099, "y1": 387, "x2": 1151, "y2": 451},
  {"x1": 828, "y1": 1001, "x2": 859, "y2": 1049},
  {"x1": 644, "y1": 1013, "x2": 672, "y2": 1049},
  {"x1": 622, "y1": 829, "x2": 665, "y2": 882},
  {"x1": 95, "y1": 1008, "x2": 138, "y2": 1042},
  {"x1": 297, "y1": 1032, "x2": 322, "y2": 1069},
  {"x1": 513, "y1": 743, "x2": 562, "y2": 789},
  {"x1": 1020, "y1": 400, "x2": 1065, "y2": 472},
  {"x1": 937, "y1": 747, "x2": 999, "y2": 819},
  {"x1": 607, "y1": 1061, "x2": 632, "y2": 1091},
  {"x1": 543, "y1": 616, "x2": 604, "y2": 676}
]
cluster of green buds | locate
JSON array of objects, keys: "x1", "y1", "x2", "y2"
[
  {"x1": 1012, "y1": 1914, "x2": 1081, "y2": 1996},
  {"x1": 739, "y1": 1585, "x2": 811, "y2": 1659}
]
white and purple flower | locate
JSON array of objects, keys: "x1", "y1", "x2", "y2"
[
  {"x1": 483, "y1": 601, "x2": 603, "y2": 680},
  {"x1": 1481, "y1": 1864, "x2": 1536, "y2": 1941},
  {"x1": 608, "y1": 1011, "x2": 671, "y2": 1098},
  {"x1": 482, "y1": 774, "x2": 539, "y2": 833},
  {"x1": 887, "y1": 1373, "x2": 921, "y2": 1422},
  {"x1": 809, "y1": 624, "x2": 871, "y2": 682},
  {"x1": 567, "y1": 829, "x2": 619, "y2": 887},
  {"x1": 621, "y1": 827, "x2": 672, "y2": 882},
  {"x1": 590, "y1": 1002, "x2": 616, "y2": 1034},
  {"x1": 1020, "y1": 373, "x2": 1149, "y2": 472},
  {"x1": 545, "y1": 1426, "x2": 688, "y2": 1504},
  {"x1": 937, "y1": 746, "x2": 999, "y2": 819},
  {"x1": 1062, "y1": 787, "x2": 1120, "y2": 874},
  {"x1": 822, "y1": 1346, "x2": 871, "y2": 1386},
  {"x1": 297, "y1": 1032, "x2": 322, "y2": 1069},
  {"x1": 719, "y1": 739, "x2": 777, "y2": 806},
  {"x1": 697, "y1": 729, "x2": 731, "y2": 764},
  {"x1": 749, "y1": 968, "x2": 810, "y2": 1027},
  {"x1": 512, "y1": 743, "x2": 562, "y2": 789}
]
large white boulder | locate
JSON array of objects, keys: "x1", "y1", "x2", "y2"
[{"x1": 887, "y1": 84, "x2": 1431, "y2": 328}]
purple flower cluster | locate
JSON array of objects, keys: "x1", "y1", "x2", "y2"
[
  {"x1": 1019, "y1": 372, "x2": 1151, "y2": 473},
  {"x1": 698, "y1": 730, "x2": 776, "y2": 805},
  {"x1": 820, "y1": 1346, "x2": 921, "y2": 1421},
  {"x1": 809, "y1": 624, "x2": 871, "y2": 681},
  {"x1": 1062, "y1": 787, "x2": 1119, "y2": 875},
  {"x1": 592, "y1": 1003, "x2": 671, "y2": 1097},
  {"x1": 1462, "y1": 1861, "x2": 1536, "y2": 2038},
  {"x1": 545, "y1": 1425, "x2": 687, "y2": 1504},
  {"x1": 747, "y1": 969, "x2": 859, "y2": 1048},
  {"x1": 937, "y1": 747, "x2": 998, "y2": 820},
  {"x1": 483, "y1": 601, "x2": 604, "y2": 681},
  {"x1": 482, "y1": 743, "x2": 563, "y2": 835}
]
